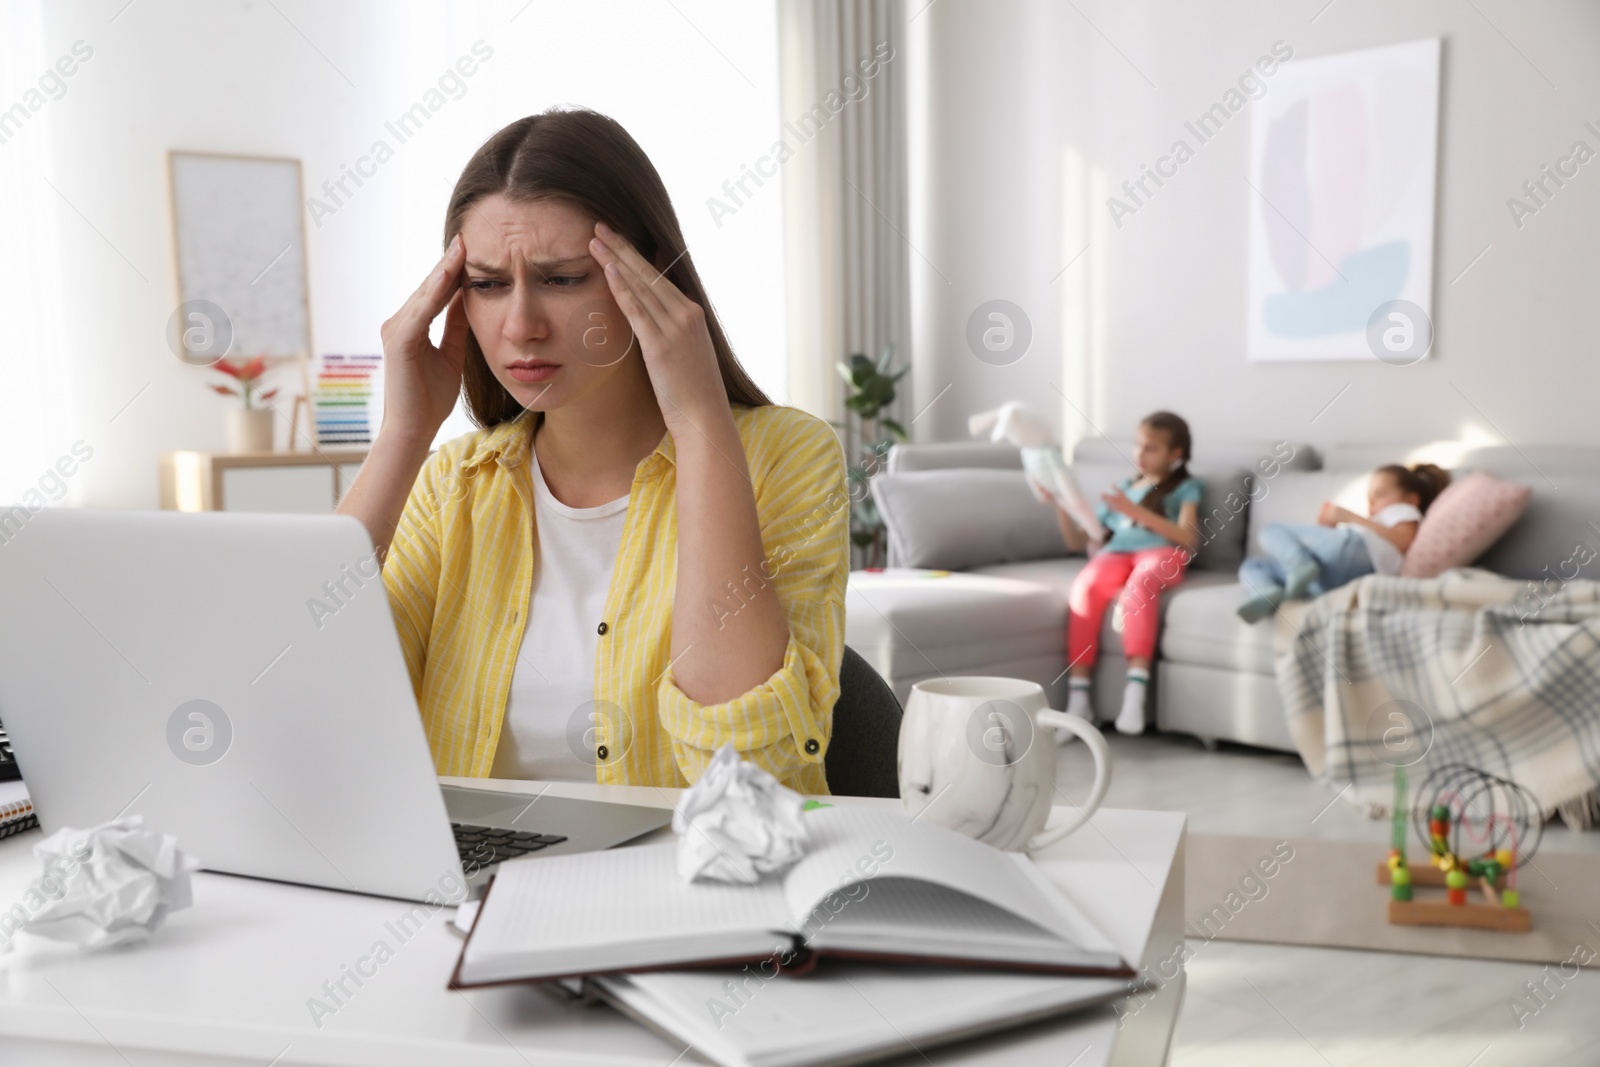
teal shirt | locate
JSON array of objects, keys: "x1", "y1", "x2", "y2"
[{"x1": 1097, "y1": 475, "x2": 1203, "y2": 553}]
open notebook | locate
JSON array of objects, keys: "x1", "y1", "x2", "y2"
[{"x1": 451, "y1": 805, "x2": 1130, "y2": 988}]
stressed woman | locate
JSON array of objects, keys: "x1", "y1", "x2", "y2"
[{"x1": 337, "y1": 109, "x2": 849, "y2": 792}]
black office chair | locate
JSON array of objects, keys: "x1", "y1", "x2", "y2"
[{"x1": 824, "y1": 646, "x2": 904, "y2": 798}]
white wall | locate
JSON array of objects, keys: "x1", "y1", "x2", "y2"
[
  {"x1": 3, "y1": 0, "x2": 784, "y2": 509},
  {"x1": 908, "y1": 0, "x2": 1600, "y2": 459}
]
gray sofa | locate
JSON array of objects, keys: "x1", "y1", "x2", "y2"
[{"x1": 848, "y1": 437, "x2": 1596, "y2": 753}]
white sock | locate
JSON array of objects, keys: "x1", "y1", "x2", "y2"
[
  {"x1": 1116, "y1": 669, "x2": 1149, "y2": 736},
  {"x1": 1057, "y1": 680, "x2": 1093, "y2": 743}
]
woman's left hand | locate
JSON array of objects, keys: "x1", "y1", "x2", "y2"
[{"x1": 589, "y1": 222, "x2": 728, "y2": 438}]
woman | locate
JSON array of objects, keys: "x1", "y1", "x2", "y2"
[{"x1": 338, "y1": 108, "x2": 848, "y2": 792}]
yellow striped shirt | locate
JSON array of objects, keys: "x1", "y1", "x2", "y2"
[{"x1": 380, "y1": 403, "x2": 849, "y2": 793}]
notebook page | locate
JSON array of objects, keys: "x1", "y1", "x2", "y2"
[
  {"x1": 779, "y1": 806, "x2": 1116, "y2": 957},
  {"x1": 806, "y1": 877, "x2": 1062, "y2": 956},
  {"x1": 461, "y1": 843, "x2": 790, "y2": 982}
]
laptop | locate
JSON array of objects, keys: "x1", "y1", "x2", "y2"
[{"x1": 0, "y1": 508, "x2": 671, "y2": 902}]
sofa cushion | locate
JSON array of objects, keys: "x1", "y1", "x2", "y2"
[
  {"x1": 1321, "y1": 442, "x2": 1600, "y2": 477},
  {"x1": 1072, "y1": 437, "x2": 1321, "y2": 473},
  {"x1": 845, "y1": 569, "x2": 1066, "y2": 688},
  {"x1": 1187, "y1": 466, "x2": 1253, "y2": 571},
  {"x1": 1158, "y1": 579, "x2": 1276, "y2": 675},
  {"x1": 1475, "y1": 474, "x2": 1600, "y2": 582},
  {"x1": 871, "y1": 469, "x2": 1065, "y2": 570},
  {"x1": 970, "y1": 556, "x2": 1086, "y2": 595},
  {"x1": 885, "y1": 441, "x2": 1021, "y2": 473},
  {"x1": 1401, "y1": 472, "x2": 1532, "y2": 578},
  {"x1": 1243, "y1": 470, "x2": 1372, "y2": 557}
]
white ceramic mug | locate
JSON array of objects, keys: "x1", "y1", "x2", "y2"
[{"x1": 897, "y1": 676, "x2": 1112, "y2": 852}]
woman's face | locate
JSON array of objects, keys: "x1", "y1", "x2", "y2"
[{"x1": 457, "y1": 194, "x2": 639, "y2": 412}]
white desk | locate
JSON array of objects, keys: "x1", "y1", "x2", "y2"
[{"x1": 0, "y1": 780, "x2": 1186, "y2": 1066}]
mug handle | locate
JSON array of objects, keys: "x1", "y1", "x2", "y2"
[{"x1": 1027, "y1": 710, "x2": 1113, "y2": 852}]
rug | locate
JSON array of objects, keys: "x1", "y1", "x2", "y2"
[{"x1": 1186, "y1": 833, "x2": 1600, "y2": 967}]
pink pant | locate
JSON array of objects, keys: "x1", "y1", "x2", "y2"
[{"x1": 1067, "y1": 547, "x2": 1190, "y2": 667}]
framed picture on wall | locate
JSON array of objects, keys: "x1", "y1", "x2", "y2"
[
  {"x1": 167, "y1": 151, "x2": 312, "y2": 362},
  {"x1": 1245, "y1": 38, "x2": 1441, "y2": 363}
]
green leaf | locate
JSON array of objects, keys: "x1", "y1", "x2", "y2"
[
  {"x1": 848, "y1": 353, "x2": 876, "y2": 386},
  {"x1": 835, "y1": 362, "x2": 857, "y2": 387},
  {"x1": 880, "y1": 418, "x2": 908, "y2": 442}
]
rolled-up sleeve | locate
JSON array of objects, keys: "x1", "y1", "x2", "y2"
[{"x1": 655, "y1": 413, "x2": 850, "y2": 787}]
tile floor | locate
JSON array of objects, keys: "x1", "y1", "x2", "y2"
[{"x1": 1054, "y1": 733, "x2": 1600, "y2": 1066}]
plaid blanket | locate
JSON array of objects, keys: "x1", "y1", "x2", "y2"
[{"x1": 1273, "y1": 568, "x2": 1600, "y2": 826}]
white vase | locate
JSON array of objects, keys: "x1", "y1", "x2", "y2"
[{"x1": 227, "y1": 407, "x2": 275, "y2": 452}]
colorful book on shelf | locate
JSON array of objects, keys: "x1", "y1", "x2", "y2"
[
  {"x1": 0, "y1": 717, "x2": 20, "y2": 783},
  {"x1": 313, "y1": 354, "x2": 381, "y2": 446},
  {"x1": 0, "y1": 780, "x2": 36, "y2": 840}
]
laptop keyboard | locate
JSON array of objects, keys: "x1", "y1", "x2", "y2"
[{"x1": 452, "y1": 822, "x2": 567, "y2": 868}]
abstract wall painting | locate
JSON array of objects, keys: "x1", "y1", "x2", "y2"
[{"x1": 1246, "y1": 39, "x2": 1440, "y2": 362}]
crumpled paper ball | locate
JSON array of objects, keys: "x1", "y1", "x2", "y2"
[
  {"x1": 12, "y1": 816, "x2": 200, "y2": 951},
  {"x1": 673, "y1": 744, "x2": 809, "y2": 884}
]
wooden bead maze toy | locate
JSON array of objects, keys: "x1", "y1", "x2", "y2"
[{"x1": 1377, "y1": 763, "x2": 1542, "y2": 933}]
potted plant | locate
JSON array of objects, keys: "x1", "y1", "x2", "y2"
[
  {"x1": 209, "y1": 357, "x2": 279, "y2": 452},
  {"x1": 835, "y1": 344, "x2": 908, "y2": 568}
]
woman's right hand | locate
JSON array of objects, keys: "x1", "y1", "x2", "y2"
[{"x1": 378, "y1": 234, "x2": 470, "y2": 442}]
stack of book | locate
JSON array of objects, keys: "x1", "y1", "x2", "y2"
[
  {"x1": 451, "y1": 805, "x2": 1139, "y2": 1067},
  {"x1": 313, "y1": 354, "x2": 381, "y2": 446}
]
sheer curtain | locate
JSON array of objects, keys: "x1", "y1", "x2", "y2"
[
  {"x1": 0, "y1": 0, "x2": 75, "y2": 504},
  {"x1": 777, "y1": 0, "x2": 910, "y2": 425}
]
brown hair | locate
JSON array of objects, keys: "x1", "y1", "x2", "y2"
[
  {"x1": 1375, "y1": 463, "x2": 1452, "y2": 512},
  {"x1": 1138, "y1": 411, "x2": 1193, "y2": 520},
  {"x1": 443, "y1": 107, "x2": 771, "y2": 427}
]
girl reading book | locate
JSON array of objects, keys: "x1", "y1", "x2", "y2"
[{"x1": 1048, "y1": 412, "x2": 1202, "y2": 737}]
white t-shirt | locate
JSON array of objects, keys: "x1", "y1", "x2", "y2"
[
  {"x1": 1341, "y1": 502, "x2": 1423, "y2": 577},
  {"x1": 489, "y1": 445, "x2": 629, "y2": 782}
]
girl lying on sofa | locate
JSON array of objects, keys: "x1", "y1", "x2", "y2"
[
  {"x1": 1235, "y1": 462, "x2": 1451, "y2": 624},
  {"x1": 1047, "y1": 411, "x2": 1202, "y2": 737}
]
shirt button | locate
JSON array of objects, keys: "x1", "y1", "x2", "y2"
[
  {"x1": 804, "y1": 738, "x2": 820, "y2": 755},
  {"x1": 597, "y1": 621, "x2": 609, "y2": 635},
  {"x1": 596, "y1": 745, "x2": 609, "y2": 761}
]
